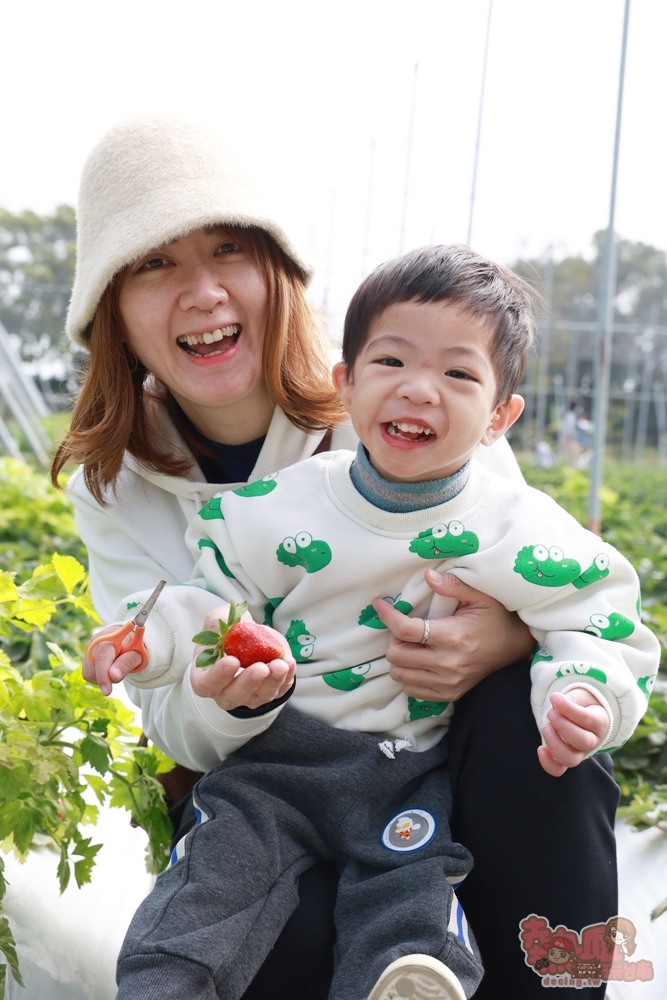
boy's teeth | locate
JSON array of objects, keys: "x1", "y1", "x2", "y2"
[
  {"x1": 178, "y1": 325, "x2": 239, "y2": 346},
  {"x1": 392, "y1": 421, "x2": 434, "y2": 436}
]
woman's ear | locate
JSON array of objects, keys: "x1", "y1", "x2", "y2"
[
  {"x1": 480, "y1": 394, "x2": 524, "y2": 446},
  {"x1": 332, "y1": 361, "x2": 354, "y2": 413}
]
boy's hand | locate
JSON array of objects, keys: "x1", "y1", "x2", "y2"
[
  {"x1": 83, "y1": 627, "x2": 144, "y2": 695},
  {"x1": 538, "y1": 688, "x2": 609, "y2": 777},
  {"x1": 189, "y1": 604, "x2": 296, "y2": 711}
]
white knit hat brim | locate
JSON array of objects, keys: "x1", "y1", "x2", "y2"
[{"x1": 67, "y1": 115, "x2": 311, "y2": 348}]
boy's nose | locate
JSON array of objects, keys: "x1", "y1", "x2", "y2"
[{"x1": 397, "y1": 373, "x2": 440, "y2": 405}]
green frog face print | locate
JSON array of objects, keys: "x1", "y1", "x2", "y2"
[
  {"x1": 555, "y1": 662, "x2": 607, "y2": 684},
  {"x1": 198, "y1": 495, "x2": 224, "y2": 520},
  {"x1": 584, "y1": 612, "x2": 634, "y2": 641},
  {"x1": 233, "y1": 473, "x2": 278, "y2": 497},
  {"x1": 323, "y1": 663, "x2": 372, "y2": 691},
  {"x1": 358, "y1": 596, "x2": 413, "y2": 629},
  {"x1": 514, "y1": 546, "x2": 610, "y2": 589},
  {"x1": 285, "y1": 620, "x2": 316, "y2": 661},
  {"x1": 276, "y1": 532, "x2": 332, "y2": 573},
  {"x1": 409, "y1": 521, "x2": 479, "y2": 560}
]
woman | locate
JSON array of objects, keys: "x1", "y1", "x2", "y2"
[{"x1": 54, "y1": 115, "x2": 618, "y2": 999}]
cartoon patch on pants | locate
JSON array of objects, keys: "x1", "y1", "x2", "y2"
[{"x1": 381, "y1": 808, "x2": 437, "y2": 853}]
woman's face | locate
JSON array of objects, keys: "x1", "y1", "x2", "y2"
[{"x1": 118, "y1": 226, "x2": 272, "y2": 438}]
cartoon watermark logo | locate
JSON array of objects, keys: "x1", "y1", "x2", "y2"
[{"x1": 519, "y1": 914, "x2": 654, "y2": 987}]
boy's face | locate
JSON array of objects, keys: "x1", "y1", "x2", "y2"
[{"x1": 333, "y1": 300, "x2": 523, "y2": 483}]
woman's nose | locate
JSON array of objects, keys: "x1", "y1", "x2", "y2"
[{"x1": 179, "y1": 266, "x2": 229, "y2": 313}]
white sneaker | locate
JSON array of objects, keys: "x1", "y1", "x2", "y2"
[{"x1": 367, "y1": 954, "x2": 467, "y2": 1000}]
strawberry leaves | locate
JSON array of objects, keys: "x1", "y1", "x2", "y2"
[{"x1": 193, "y1": 601, "x2": 248, "y2": 668}]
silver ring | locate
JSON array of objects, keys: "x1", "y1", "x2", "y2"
[{"x1": 420, "y1": 619, "x2": 431, "y2": 645}]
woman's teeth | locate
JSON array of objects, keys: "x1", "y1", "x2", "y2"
[
  {"x1": 388, "y1": 421, "x2": 435, "y2": 439},
  {"x1": 177, "y1": 325, "x2": 239, "y2": 347}
]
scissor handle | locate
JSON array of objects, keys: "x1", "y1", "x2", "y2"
[{"x1": 88, "y1": 621, "x2": 149, "y2": 673}]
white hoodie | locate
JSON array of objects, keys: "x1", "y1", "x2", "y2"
[{"x1": 69, "y1": 400, "x2": 524, "y2": 772}]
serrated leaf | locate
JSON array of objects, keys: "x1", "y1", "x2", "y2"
[
  {"x1": 85, "y1": 774, "x2": 108, "y2": 805},
  {"x1": 0, "y1": 916, "x2": 24, "y2": 988},
  {"x1": 67, "y1": 593, "x2": 102, "y2": 623},
  {"x1": 79, "y1": 734, "x2": 111, "y2": 775},
  {"x1": 45, "y1": 642, "x2": 80, "y2": 672},
  {"x1": 72, "y1": 837, "x2": 102, "y2": 887},
  {"x1": 192, "y1": 629, "x2": 221, "y2": 646},
  {"x1": 51, "y1": 553, "x2": 86, "y2": 595},
  {"x1": 0, "y1": 652, "x2": 10, "y2": 670}
]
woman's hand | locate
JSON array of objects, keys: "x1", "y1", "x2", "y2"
[
  {"x1": 189, "y1": 605, "x2": 296, "y2": 712},
  {"x1": 372, "y1": 569, "x2": 535, "y2": 702}
]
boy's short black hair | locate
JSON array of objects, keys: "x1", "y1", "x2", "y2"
[{"x1": 342, "y1": 244, "x2": 537, "y2": 404}]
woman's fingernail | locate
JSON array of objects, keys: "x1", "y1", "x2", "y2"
[
  {"x1": 547, "y1": 709, "x2": 557, "y2": 722},
  {"x1": 109, "y1": 666, "x2": 121, "y2": 681}
]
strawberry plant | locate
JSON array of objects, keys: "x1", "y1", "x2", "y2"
[{"x1": 0, "y1": 459, "x2": 174, "y2": 996}]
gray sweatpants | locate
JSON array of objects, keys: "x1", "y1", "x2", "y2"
[{"x1": 117, "y1": 707, "x2": 482, "y2": 1000}]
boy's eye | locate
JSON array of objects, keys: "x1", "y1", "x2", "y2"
[
  {"x1": 377, "y1": 357, "x2": 403, "y2": 367},
  {"x1": 445, "y1": 369, "x2": 470, "y2": 380}
]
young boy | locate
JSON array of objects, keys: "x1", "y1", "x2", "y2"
[{"x1": 98, "y1": 245, "x2": 659, "y2": 1000}]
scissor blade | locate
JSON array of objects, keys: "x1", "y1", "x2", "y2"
[{"x1": 132, "y1": 580, "x2": 167, "y2": 627}]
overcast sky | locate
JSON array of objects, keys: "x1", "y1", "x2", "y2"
[{"x1": 2, "y1": 0, "x2": 664, "y2": 336}]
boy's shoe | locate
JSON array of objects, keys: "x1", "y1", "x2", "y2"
[{"x1": 367, "y1": 954, "x2": 467, "y2": 1000}]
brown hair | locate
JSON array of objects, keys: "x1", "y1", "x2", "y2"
[
  {"x1": 342, "y1": 244, "x2": 537, "y2": 405},
  {"x1": 52, "y1": 227, "x2": 345, "y2": 503},
  {"x1": 603, "y1": 917, "x2": 637, "y2": 955}
]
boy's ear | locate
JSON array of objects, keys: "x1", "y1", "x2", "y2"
[
  {"x1": 332, "y1": 361, "x2": 353, "y2": 413},
  {"x1": 480, "y1": 394, "x2": 524, "y2": 446}
]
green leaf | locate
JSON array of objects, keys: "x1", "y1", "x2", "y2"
[
  {"x1": 85, "y1": 774, "x2": 108, "y2": 805},
  {"x1": 0, "y1": 915, "x2": 24, "y2": 988},
  {"x1": 195, "y1": 649, "x2": 219, "y2": 668},
  {"x1": 192, "y1": 629, "x2": 222, "y2": 646},
  {"x1": 57, "y1": 844, "x2": 70, "y2": 893},
  {"x1": 0, "y1": 573, "x2": 17, "y2": 605},
  {"x1": 79, "y1": 734, "x2": 111, "y2": 775},
  {"x1": 13, "y1": 809, "x2": 35, "y2": 854},
  {"x1": 72, "y1": 836, "x2": 102, "y2": 888},
  {"x1": 51, "y1": 553, "x2": 86, "y2": 594}
]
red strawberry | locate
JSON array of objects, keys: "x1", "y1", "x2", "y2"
[
  {"x1": 224, "y1": 621, "x2": 285, "y2": 667},
  {"x1": 193, "y1": 600, "x2": 285, "y2": 668}
]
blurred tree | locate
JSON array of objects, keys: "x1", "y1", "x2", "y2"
[
  {"x1": 0, "y1": 206, "x2": 76, "y2": 362},
  {"x1": 512, "y1": 232, "x2": 667, "y2": 325}
]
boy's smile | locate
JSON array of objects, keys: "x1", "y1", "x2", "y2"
[{"x1": 333, "y1": 300, "x2": 524, "y2": 483}]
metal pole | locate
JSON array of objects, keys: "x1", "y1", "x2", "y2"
[
  {"x1": 535, "y1": 255, "x2": 554, "y2": 445},
  {"x1": 361, "y1": 139, "x2": 376, "y2": 278},
  {"x1": 467, "y1": 0, "x2": 493, "y2": 246},
  {"x1": 398, "y1": 64, "x2": 418, "y2": 254},
  {"x1": 587, "y1": 0, "x2": 631, "y2": 534},
  {"x1": 654, "y1": 385, "x2": 666, "y2": 466}
]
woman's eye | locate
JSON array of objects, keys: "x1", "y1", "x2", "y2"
[
  {"x1": 216, "y1": 241, "x2": 242, "y2": 254},
  {"x1": 141, "y1": 256, "x2": 169, "y2": 270}
]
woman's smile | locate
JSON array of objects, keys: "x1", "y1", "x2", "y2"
[{"x1": 176, "y1": 324, "x2": 242, "y2": 361}]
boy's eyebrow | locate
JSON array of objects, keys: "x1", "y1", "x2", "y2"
[{"x1": 363, "y1": 335, "x2": 490, "y2": 365}]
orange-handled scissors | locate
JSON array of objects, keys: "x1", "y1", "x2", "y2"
[{"x1": 88, "y1": 580, "x2": 167, "y2": 673}]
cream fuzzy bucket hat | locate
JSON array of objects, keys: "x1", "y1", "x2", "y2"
[{"x1": 67, "y1": 114, "x2": 311, "y2": 348}]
